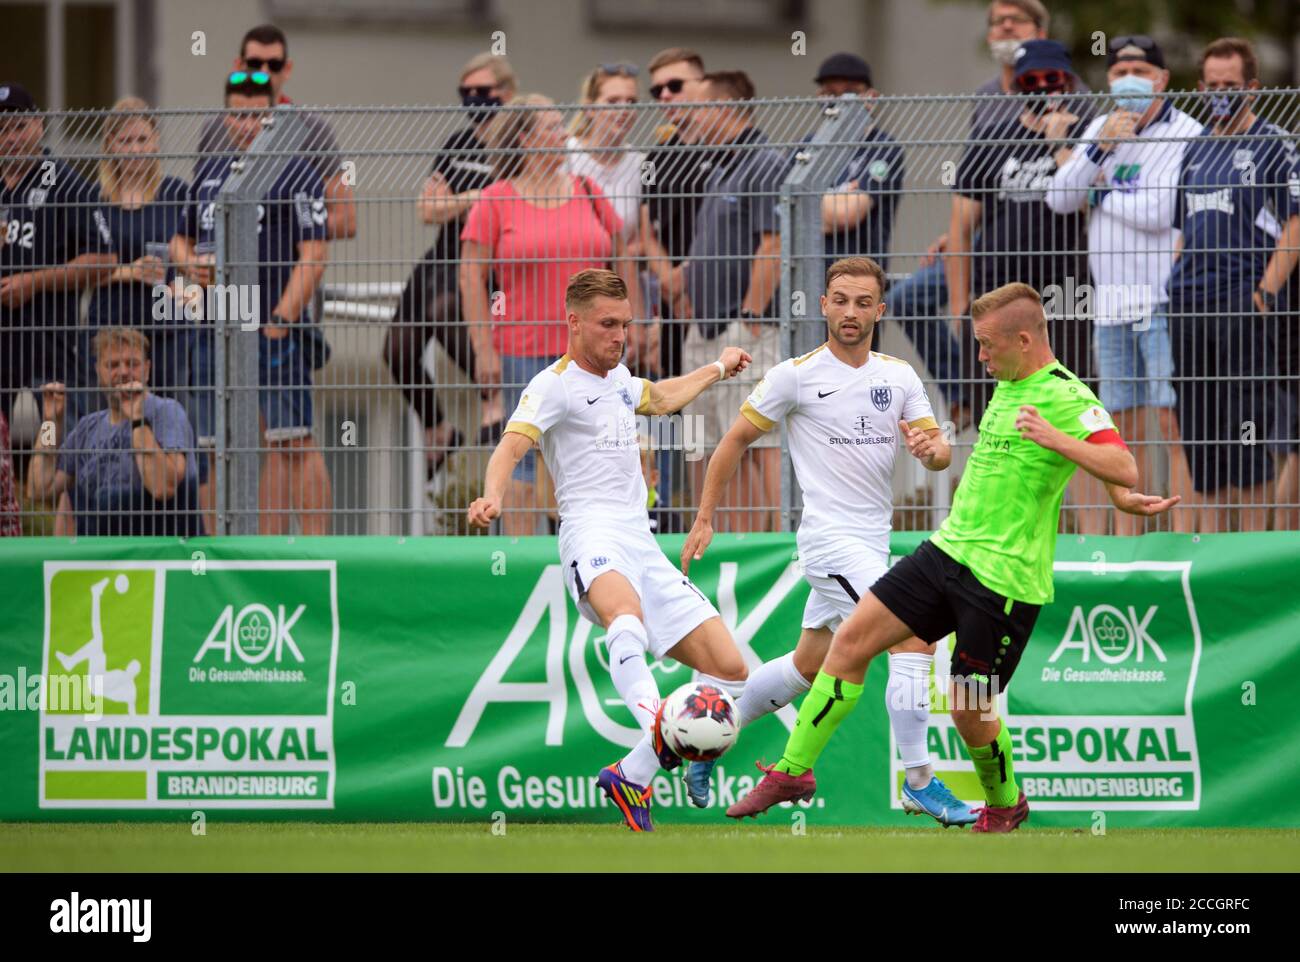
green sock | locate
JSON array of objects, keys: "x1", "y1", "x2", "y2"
[
  {"x1": 774, "y1": 670, "x2": 864, "y2": 775},
  {"x1": 968, "y1": 720, "x2": 1019, "y2": 808}
]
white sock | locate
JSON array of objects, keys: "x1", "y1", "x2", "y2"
[
  {"x1": 734, "y1": 651, "x2": 812, "y2": 727},
  {"x1": 887, "y1": 652, "x2": 935, "y2": 788},
  {"x1": 696, "y1": 672, "x2": 746, "y2": 704},
  {"x1": 620, "y1": 734, "x2": 661, "y2": 786},
  {"x1": 606, "y1": 614, "x2": 660, "y2": 733}
]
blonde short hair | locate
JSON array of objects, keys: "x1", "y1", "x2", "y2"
[
  {"x1": 566, "y1": 269, "x2": 628, "y2": 312},
  {"x1": 972, "y1": 282, "x2": 1044, "y2": 324},
  {"x1": 460, "y1": 53, "x2": 517, "y2": 95},
  {"x1": 93, "y1": 326, "x2": 151, "y2": 361}
]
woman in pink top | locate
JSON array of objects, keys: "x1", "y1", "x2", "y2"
[{"x1": 461, "y1": 93, "x2": 644, "y2": 534}]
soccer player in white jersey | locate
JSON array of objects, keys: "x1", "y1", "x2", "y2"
[
  {"x1": 468, "y1": 269, "x2": 753, "y2": 832},
  {"x1": 681, "y1": 256, "x2": 976, "y2": 826}
]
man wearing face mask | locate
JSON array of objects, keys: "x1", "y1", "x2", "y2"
[
  {"x1": 386, "y1": 54, "x2": 518, "y2": 481},
  {"x1": 1045, "y1": 36, "x2": 1201, "y2": 535},
  {"x1": 886, "y1": 1, "x2": 1091, "y2": 430},
  {"x1": 1165, "y1": 38, "x2": 1300, "y2": 532},
  {"x1": 948, "y1": 40, "x2": 1091, "y2": 425},
  {"x1": 975, "y1": 1, "x2": 1093, "y2": 130}
]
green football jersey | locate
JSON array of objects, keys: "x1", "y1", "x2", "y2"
[{"x1": 932, "y1": 361, "x2": 1116, "y2": 604}]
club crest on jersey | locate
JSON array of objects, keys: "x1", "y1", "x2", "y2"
[
  {"x1": 618, "y1": 387, "x2": 634, "y2": 409},
  {"x1": 26, "y1": 187, "x2": 48, "y2": 208},
  {"x1": 871, "y1": 386, "x2": 892, "y2": 412},
  {"x1": 591, "y1": 556, "x2": 608, "y2": 568}
]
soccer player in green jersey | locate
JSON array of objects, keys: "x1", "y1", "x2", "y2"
[{"x1": 726, "y1": 282, "x2": 1180, "y2": 831}]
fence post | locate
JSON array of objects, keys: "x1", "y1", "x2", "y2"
[
  {"x1": 777, "y1": 186, "x2": 795, "y2": 532},
  {"x1": 214, "y1": 108, "x2": 311, "y2": 535}
]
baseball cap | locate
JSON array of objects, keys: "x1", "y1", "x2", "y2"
[
  {"x1": 1013, "y1": 40, "x2": 1073, "y2": 78},
  {"x1": 1106, "y1": 35, "x2": 1165, "y2": 69},
  {"x1": 814, "y1": 53, "x2": 873, "y2": 87},
  {"x1": 0, "y1": 82, "x2": 38, "y2": 113}
]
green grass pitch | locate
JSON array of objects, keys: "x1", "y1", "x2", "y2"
[{"x1": 3, "y1": 823, "x2": 1297, "y2": 872}]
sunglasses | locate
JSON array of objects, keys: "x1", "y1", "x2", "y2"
[
  {"x1": 228, "y1": 71, "x2": 271, "y2": 86},
  {"x1": 1108, "y1": 35, "x2": 1156, "y2": 53},
  {"x1": 1017, "y1": 69, "x2": 1068, "y2": 91},
  {"x1": 458, "y1": 84, "x2": 497, "y2": 98},
  {"x1": 243, "y1": 57, "x2": 286, "y2": 73},
  {"x1": 599, "y1": 62, "x2": 639, "y2": 77},
  {"x1": 650, "y1": 77, "x2": 688, "y2": 99}
]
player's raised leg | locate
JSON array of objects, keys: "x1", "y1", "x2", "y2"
[
  {"x1": 727, "y1": 590, "x2": 913, "y2": 817},
  {"x1": 578, "y1": 569, "x2": 672, "y2": 831}
]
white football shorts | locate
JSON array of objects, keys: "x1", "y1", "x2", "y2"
[{"x1": 560, "y1": 521, "x2": 718, "y2": 660}]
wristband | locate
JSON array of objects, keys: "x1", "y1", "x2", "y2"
[
  {"x1": 130, "y1": 416, "x2": 149, "y2": 430},
  {"x1": 713, "y1": 360, "x2": 727, "y2": 381}
]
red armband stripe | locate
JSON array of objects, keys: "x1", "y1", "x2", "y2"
[{"x1": 1086, "y1": 428, "x2": 1128, "y2": 450}]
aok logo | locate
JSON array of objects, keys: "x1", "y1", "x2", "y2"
[
  {"x1": 1047, "y1": 605, "x2": 1168, "y2": 665},
  {"x1": 193, "y1": 604, "x2": 307, "y2": 665}
]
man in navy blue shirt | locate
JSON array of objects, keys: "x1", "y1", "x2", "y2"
[
  {"x1": 801, "y1": 55, "x2": 905, "y2": 278},
  {"x1": 1167, "y1": 38, "x2": 1300, "y2": 531},
  {"x1": 170, "y1": 70, "x2": 331, "y2": 535},
  {"x1": 948, "y1": 40, "x2": 1091, "y2": 419},
  {"x1": 0, "y1": 82, "x2": 114, "y2": 427}
]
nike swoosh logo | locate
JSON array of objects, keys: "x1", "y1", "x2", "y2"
[
  {"x1": 619, "y1": 654, "x2": 637, "y2": 665},
  {"x1": 587, "y1": 397, "x2": 601, "y2": 405},
  {"x1": 769, "y1": 699, "x2": 781, "y2": 708},
  {"x1": 817, "y1": 389, "x2": 840, "y2": 398}
]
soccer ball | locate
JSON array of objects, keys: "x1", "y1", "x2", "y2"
[{"x1": 656, "y1": 682, "x2": 740, "y2": 762}]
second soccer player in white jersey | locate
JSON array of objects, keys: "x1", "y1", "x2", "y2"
[
  {"x1": 681, "y1": 256, "x2": 977, "y2": 826},
  {"x1": 468, "y1": 269, "x2": 753, "y2": 832}
]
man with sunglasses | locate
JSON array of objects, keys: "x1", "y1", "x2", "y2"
[
  {"x1": 947, "y1": 40, "x2": 1091, "y2": 425},
  {"x1": 389, "y1": 53, "x2": 517, "y2": 480},
  {"x1": 1045, "y1": 36, "x2": 1201, "y2": 535},
  {"x1": 638, "y1": 48, "x2": 715, "y2": 532},
  {"x1": 1165, "y1": 38, "x2": 1300, "y2": 531},
  {"x1": 677, "y1": 71, "x2": 788, "y2": 533},
  {"x1": 640, "y1": 49, "x2": 712, "y2": 372},
  {"x1": 172, "y1": 70, "x2": 332, "y2": 535},
  {"x1": 196, "y1": 24, "x2": 355, "y2": 240}
]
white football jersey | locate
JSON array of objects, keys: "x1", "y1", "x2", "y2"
[
  {"x1": 741, "y1": 344, "x2": 938, "y2": 567},
  {"x1": 505, "y1": 354, "x2": 651, "y2": 527}
]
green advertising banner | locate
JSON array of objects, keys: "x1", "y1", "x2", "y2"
[{"x1": 0, "y1": 532, "x2": 1296, "y2": 827}]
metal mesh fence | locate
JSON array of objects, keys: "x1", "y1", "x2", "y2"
[{"x1": 2, "y1": 89, "x2": 1297, "y2": 537}]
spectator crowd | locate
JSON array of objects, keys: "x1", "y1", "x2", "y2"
[{"x1": 1, "y1": 2, "x2": 1298, "y2": 537}]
